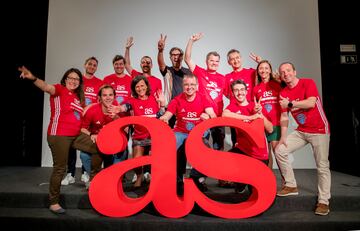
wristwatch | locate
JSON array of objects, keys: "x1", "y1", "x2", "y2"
[{"x1": 288, "y1": 102, "x2": 293, "y2": 108}]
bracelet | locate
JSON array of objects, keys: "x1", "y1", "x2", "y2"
[{"x1": 31, "y1": 77, "x2": 38, "y2": 83}]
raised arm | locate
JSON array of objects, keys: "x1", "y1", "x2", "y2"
[
  {"x1": 18, "y1": 66, "x2": 55, "y2": 95},
  {"x1": 249, "y1": 52, "x2": 262, "y2": 64},
  {"x1": 185, "y1": 32, "x2": 203, "y2": 72},
  {"x1": 157, "y1": 33, "x2": 167, "y2": 73},
  {"x1": 124, "y1": 36, "x2": 134, "y2": 75}
]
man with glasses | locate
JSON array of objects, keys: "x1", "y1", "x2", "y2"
[{"x1": 157, "y1": 34, "x2": 192, "y2": 128}]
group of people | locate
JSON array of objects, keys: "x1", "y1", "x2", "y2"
[{"x1": 18, "y1": 33, "x2": 331, "y2": 216}]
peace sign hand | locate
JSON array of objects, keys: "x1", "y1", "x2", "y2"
[
  {"x1": 254, "y1": 96, "x2": 262, "y2": 113},
  {"x1": 158, "y1": 33, "x2": 167, "y2": 52}
]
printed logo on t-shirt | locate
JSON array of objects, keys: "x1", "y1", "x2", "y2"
[
  {"x1": 186, "y1": 121, "x2": 195, "y2": 131},
  {"x1": 117, "y1": 96, "x2": 124, "y2": 104},
  {"x1": 85, "y1": 97, "x2": 92, "y2": 106},
  {"x1": 85, "y1": 86, "x2": 95, "y2": 93},
  {"x1": 144, "y1": 108, "x2": 154, "y2": 115},
  {"x1": 210, "y1": 90, "x2": 218, "y2": 100},
  {"x1": 187, "y1": 112, "x2": 197, "y2": 118},
  {"x1": 117, "y1": 85, "x2": 126, "y2": 91},
  {"x1": 265, "y1": 104, "x2": 272, "y2": 113},
  {"x1": 263, "y1": 90, "x2": 273, "y2": 98},
  {"x1": 296, "y1": 113, "x2": 306, "y2": 124}
]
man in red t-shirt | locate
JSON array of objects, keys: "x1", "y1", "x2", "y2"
[
  {"x1": 63, "y1": 56, "x2": 103, "y2": 186},
  {"x1": 223, "y1": 79, "x2": 273, "y2": 193},
  {"x1": 275, "y1": 62, "x2": 331, "y2": 216},
  {"x1": 81, "y1": 85, "x2": 124, "y2": 184},
  {"x1": 224, "y1": 49, "x2": 261, "y2": 151},
  {"x1": 184, "y1": 32, "x2": 225, "y2": 156},
  {"x1": 103, "y1": 55, "x2": 132, "y2": 106},
  {"x1": 125, "y1": 36, "x2": 162, "y2": 97},
  {"x1": 160, "y1": 74, "x2": 216, "y2": 194}
]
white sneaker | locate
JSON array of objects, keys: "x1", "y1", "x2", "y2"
[
  {"x1": 61, "y1": 173, "x2": 75, "y2": 185},
  {"x1": 144, "y1": 172, "x2": 151, "y2": 183},
  {"x1": 131, "y1": 174, "x2": 137, "y2": 183},
  {"x1": 81, "y1": 172, "x2": 90, "y2": 183}
]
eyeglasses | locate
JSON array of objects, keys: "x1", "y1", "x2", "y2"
[
  {"x1": 232, "y1": 88, "x2": 246, "y2": 93},
  {"x1": 66, "y1": 77, "x2": 80, "y2": 81},
  {"x1": 183, "y1": 83, "x2": 197, "y2": 87}
]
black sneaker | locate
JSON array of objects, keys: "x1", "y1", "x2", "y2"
[
  {"x1": 190, "y1": 175, "x2": 208, "y2": 192},
  {"x1": 235, "y1": 183, "x2": 247, "y2": 193}
]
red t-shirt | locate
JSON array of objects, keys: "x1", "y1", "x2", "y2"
[
  {"x1": 225, "y1": 101, "x2": 268, "y2": 160},
  {"x1": 167, "y1": 92, "x2": 213, "y2": 134},
  {"x1": 103, "y1": 73, "x2": 132, "y2": 105},
  {"x1": 224, "y1": 68, "x2": 256, "y2": 102},
  {"x1": 129, "y1": 95, "x2": 160, "y2": 140},
  {"x1": 193, "y1": 65, "x2": 225, "y2": 116},
  {"x1": 253, "y1": 80, "x2": 282, "y2": 126},
  {"x1": 280, "y1": 78, "x2": 330, "y2": 134},
  {"x1": 48, "y1": 84, "x2": 84, "y2": 136},
  {"x1": 81, "y1": 103, "x2": 114, "y2": 134},
  {"x1": 83, "y1": 76, "x2": 104, "y2": 106}
]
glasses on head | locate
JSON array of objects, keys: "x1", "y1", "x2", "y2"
[{"x1": 66, "y1": 77, "x2": 80, "y2": 82}]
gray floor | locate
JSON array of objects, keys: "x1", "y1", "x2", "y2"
[
  {"x1": 0, "y1": 167, "x2": 360, "y2": 231},
  {"x1": 1, "y1": 167, "x2": 359, "y2": 197}
]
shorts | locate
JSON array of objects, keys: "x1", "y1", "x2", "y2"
[
  {"x1": 132, "y1": 138, "x2": 151, "y2": 147},
  {"x1": 266, "y1": 125, "x2": 281, "y2": 142}
]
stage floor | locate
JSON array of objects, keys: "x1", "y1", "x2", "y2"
[{"x1": 0, "y1": 167, "x2": 359, "y2": 231}]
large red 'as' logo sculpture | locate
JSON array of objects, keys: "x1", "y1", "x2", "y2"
[{"x1": 89, "y1": 116, "x2": 276, "y2": 219}]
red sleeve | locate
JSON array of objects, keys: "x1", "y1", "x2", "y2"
[
  {"x1": 166, "y1": 97, "x2": 178, "y2": 114},
  {"x1": 81, "y1": 106, "x2": 94, "y2": 129},
  {"x1": 305, "y1": 79, "x2": 319, "y2": 98},
  {"x1": 53, "y1": 84, "x2": 64, "y2": 96},
  {"x1": 131, "y1": 69, "x2": 141, "y2": 78},
  {"x1": 223, "y1": 76, "x2": 231, "y2": 99}
]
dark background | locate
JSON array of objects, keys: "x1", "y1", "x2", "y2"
[{"x1": 4, "y1": 0, "x2": 359, "y2": 176}]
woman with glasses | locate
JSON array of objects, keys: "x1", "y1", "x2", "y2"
[{"x1": 18, "y1": 66, "x2": 85, "y2": 214}]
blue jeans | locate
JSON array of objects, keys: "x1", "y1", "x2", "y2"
[
  {"x1": 80, "y1": 149, "x2": 128, "y2": 175},
  {"x1": 175, "y1": 131, "x2": 210, "y2": 181},
  {"x1": 80, "y1": 151, "x2": 91, "y2": 174}
]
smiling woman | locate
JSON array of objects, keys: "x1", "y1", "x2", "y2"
[{"x1": 18, "y1": 66, "x2": 85, "y2": 214}]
